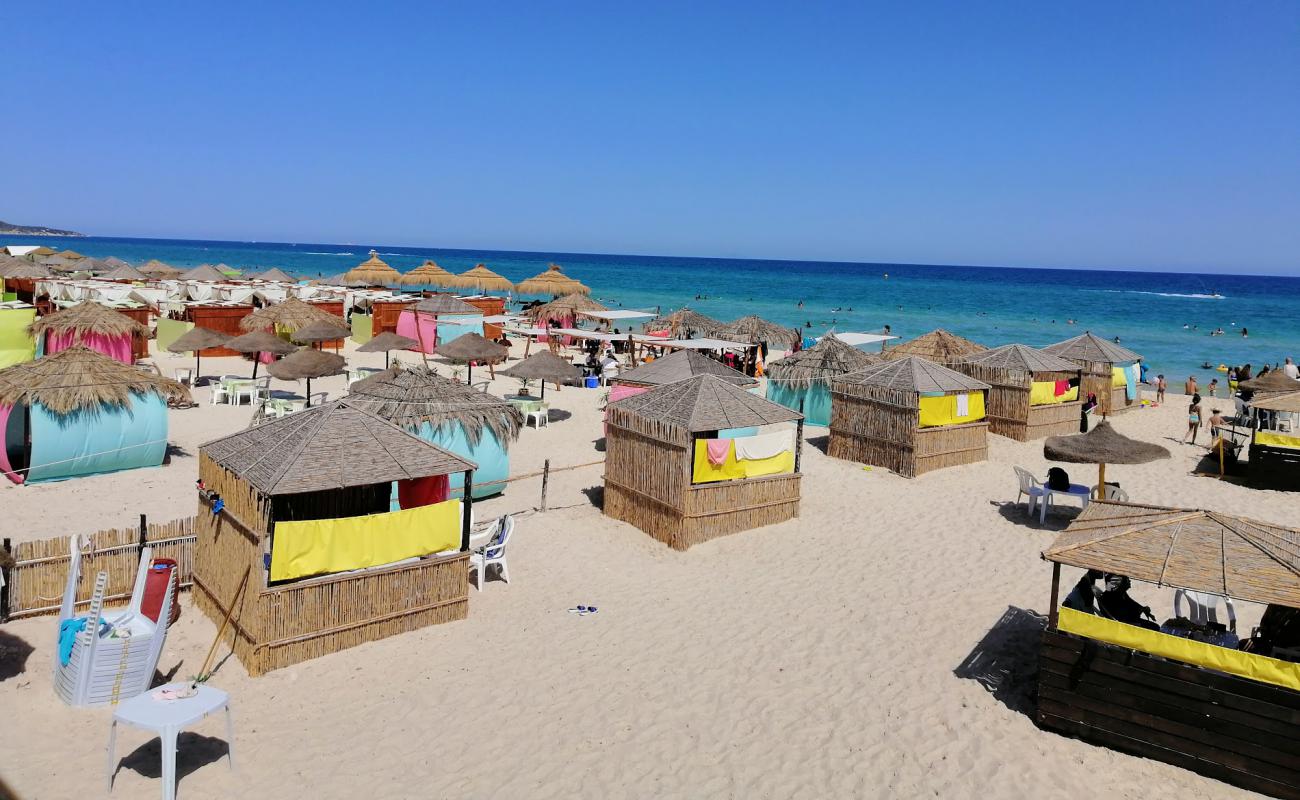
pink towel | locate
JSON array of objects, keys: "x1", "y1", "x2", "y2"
[{"x1": 706, "y1": 439, "x2": 731, "y2": 466}]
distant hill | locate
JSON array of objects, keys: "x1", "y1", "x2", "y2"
[{"x1": 0, "y1": 220, "x2": 85, "y2": 236}]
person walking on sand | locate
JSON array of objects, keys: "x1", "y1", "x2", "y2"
[
  {"x1": 1208, "y1": 408, "x2": 1225, "y2": 440},
  {"x1": 1184, "y1": 394, "x2": 1204, "y2": 445},
  {"x1": 1156, "y1": 374, "x2": 1166, "y2": 404},
  {"x1": 1184, "y1": 375, "x2": 1198, "y2": 396}
]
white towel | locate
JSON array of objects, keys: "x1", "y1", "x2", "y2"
[
  {"x1": 733, "y1": 430, "x2": 794, "y2": 461},
  {"x1": 955, "y1": 393, "x2": 970, "y2": 417}
]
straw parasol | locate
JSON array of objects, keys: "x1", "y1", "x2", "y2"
[
  {"x1": 1250, "y1": 391, "x2": 1300, "y2": 414},
  {"x1": 0, "y1": 345, "x2": 190, "y2": 415},
  {"x1": 516, "y1": 263, "x2": 590, "y2": 296},
  {"x1": 57, "y1": 250, "x2": 85, "y2": 261},
  {"x1": 399, "y1": 260, "x2": 457, "y2": 287},
  {"x1": 1044, "y1": 421, "x2": 1170, "y2": 497},
  {"x1": 101, "y1": 262, "x2": 149, "y2": 282},
  {"x1": 525, "y1": 293, "x2": 608, "y2": 327},
  {"x1": 1, "y1": 260, "x2": 52, "y2": 279},
  {"x1": 766, "y1": 334, "x2": 880, "y2": 388},
  {"x1": 266, "y1": 349, "x2": 347, "y2": 405},
  {"x1": 226, "y1": 330, "x2": 298, "y2": 378},
  {"x1": 180, "y1": 264, "x2": 229, "y2": 282},
  {"x1": 27, "y1": 300, "x2": 148, "y2": 342},
  {"x1": 1240, "y1": 370, "x2": 1300, "y2": 396},
  {"x1": 434, "y1": 333, "x2": 509, "y2": 383},
  {"x1": 344, "y1": 250, "x2": 403, "y2": 286},
  {"x1": 102, "y1": 256, "x2": 131, "y2": 269},
  {"x1": 618, "y1": 348, "x2": 757, "y2": 388},
  {"x1": 884, "y1": 329, "x2": 985, "y2": 362},
  {"x1": 499, "y1": 350, "x2": 582, "y2": 398},
  {"x1": 240, "y1": 297, "x2": 342, "y2": 332},
  {"x1": 1042, "y1": 331, "x2": 1141, "y2": 364},
  {"x1": 718, "y1": 315, "x2": 801, "y2": 350},
  {"x1": 644, "y1": 308, "x2": 728, "y2": 338},
  {"x1": 166, "y1": 326, "x2": 231, "y2": 385},
  {"x1": 451, "y1": 264, "x2": 513, "y2": 294},
  {"x1": 139, "y1": 260, "x2": 183, "y2": 279},
  {"x1": 290, "y1": 319, "x2": 353, "y2": 348},
  {"x1": 356, "y1": 331, "x2": 420, "y2": 368},
  {"x1": 1042, "y1": 501, "x2": 1300, "y2": 607},
  {"x1": 608, "y1": 373, "x2": 802, "y2": 432},
  {"x1": 347, "y1": 363, "x2": 523, "y2": 446},
  {"x1": 249, "y1": 267, "x2": 296, "y2": 282}
]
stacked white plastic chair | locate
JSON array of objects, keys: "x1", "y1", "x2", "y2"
[{"x1": 54, "y1": 540, "x2": 174, "y2": 708}]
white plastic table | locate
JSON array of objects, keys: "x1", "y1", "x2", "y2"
[
  {"x1": 108, "y1": 683, "x2": 234, "y2": 800},
  {"x1": 1040, "y1": 482, "x2": 1091, "y2": 524}
]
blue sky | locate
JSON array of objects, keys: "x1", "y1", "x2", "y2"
[{"x1": 3, "y1": 1, "x2": 1297, "y2": 274}]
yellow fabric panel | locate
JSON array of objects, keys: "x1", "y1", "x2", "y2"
[
  {"x1": 1111, "y1": 366, "x2": 1126, "y2": 387},
  {"x1": 1058, "y1": 607, "x2": 1300, "y2": 693},
  {"x1": 270, "y1": 499, "x2": 461, "y2": 582},
  {"x1": 918, "y1": 392, "x2": 985, "y2": 427},
  {"x1": 1029, "y1": 381, "x2": 1079, "y2": 406},
  {"x1": 0, "y1": 308, "x2": 36, "y2": 369},
  {"x1": 692, "y1": 439, "x2": 793, "y2": 484},
  {"x1": 1255, "y1": 431, "x2": 1300, "y2": 450}
]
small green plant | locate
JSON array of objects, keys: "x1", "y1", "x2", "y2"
[
  {"x1": 517, "y1": 376, "x2": 534, "y2": 396},
  {"x1": 451, "y1": 366, "x2": 465, "y2": 382}
]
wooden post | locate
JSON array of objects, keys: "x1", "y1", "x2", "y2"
[
  {"x1": 138, "y1": 514, "x2": 148, "y2": 561},
  {"x1": 1048, "y1": 562, "x2": 1061, "y2": 630},
  {"x1": 794, "y1": 420, "x2": 804, "y2": 473},
  {"x1": 461, "y1": 470, "x2": 475, "y2": 551},
  {"x1": 540, "y1": 459, "x2": 550, "y2": 512},
  {"x1": 1, "y1": 536, "x2": 10, "y2": 622},
  {"x1": 1096, "y1": 462, "x2": 1106, "y2": 499}
]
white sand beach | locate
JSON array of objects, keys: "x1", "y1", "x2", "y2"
[{"x1": 0, "y1": 339, "x2": 1291, "y2": 800}]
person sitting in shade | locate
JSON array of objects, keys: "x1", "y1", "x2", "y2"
[
  {"x1": 1097, "y1": 574, "x2": 1159, "y2": 630},
  {"x1": 1063, "y1": 569, "x2": 1105, "y2": 614}
]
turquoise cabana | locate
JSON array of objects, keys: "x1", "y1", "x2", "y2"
[
  {"x1": 0, "y1": 346, "x2": 190, "y2": 484},
  {"x1": 345, "y1": 363, "x2": 522, "y2": 500},
  {"x1": 765, "y1": 334, "x2": 880, "y2": 427}
]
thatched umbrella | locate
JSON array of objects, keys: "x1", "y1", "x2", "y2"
[
  {"x1": 101, "y1": 262, "x2": 149, "y2": 282},
  {"x1": 347, "y1": 363, "x2": 524, "y2": 445},
  {"x1": 165, "y1": 326, "x2": 231, "y2": 385},
  {"x1": 399, "y1": 260, "x2": 457, "y2": 288},
  {"x1": 250, "y1": 267, "x2": 296, "y2": 282},
  {"x1": 226, "y1": 330, "x2": 298, "y2": 378},
  {"x1": 644, "y1": 308, "x2": 727, "y2": 338},
  {"x1": 435, "y1": 333, "x2": 509, "y2": 382},
  {"x1": 240, "y1": 297, "x2": 343, "y2": 332},
  {"x1": 102, "y1": 256, "x2": 131, "y2": 269},
  {"x1": 499, "y1": 350, "x2": 582, "y2": 398},
  {"x1": 56, "y1": 257, "x2": 110, "y2": 275},
  {"x1": 357, "y1": 331, "x2": 420, "y2": 368},
  {"x1": 139, "y1": 260, "x2": 183, "y2": 279},
  {"x1": 451, "y1": 264, "x2": 513, "y2": 294},
  {"x1": 516, "y1": 263, "x2": 590, "y2": 296},
  {"x1": 27, "y1": 301, "x2": 148, "y2": 346},
  {"x1": 525, "y1": 293, "x2": 608, "y2": 327},
  {"x1": 1240, "y1": 370, "x2": 1300, "y2": 396},
  {"x1": 0, "y1": 345, "x2": 190, "y2": 415},
  {"x1": 767, "y1": 333, "x2": 880, "y2": 388},
  {"x1": 719, "y1": 315, "x2": 801, "y2": 350},
  {"x1": 884, "y1": 329, "x2": 985, "y2": 362},
  {"x1": 290, "y1": 319, "x2": 352, "y2": 349},
  {"x1": 39, "y1": 256, "x2": 73, "y2": 271},
  {"x1": 1250, "y1": 391, "x2": 1300, "y2": 414},
  {"x1": 1044, "y1": 421, "x2": 1170, "y2": 497},
  {"x1": 266, "y1": 348, "x2": 346, "y2": 405},
  {"x1": 57, "y1": 249, "x2": 85, "y2": 261},
  {"x1": 180, "y1": 264, "x2": 229, "y2": 281},
  {"x1": 344, "y1": 250, "x2": 403, "y2": 286},
  {"x1": 1, "y1": 261, "x2": 52, "y2": 280}
]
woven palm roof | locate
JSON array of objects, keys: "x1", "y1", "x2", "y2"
[
  {"x1": 344, "y1": 250, "x2": 403, "y2": 285},
  {"x1": 413, "y1": 294, "x2": 481, "y2": 315},
  {"x1": 1043, "y1": 331, "x2": 1142, "y2": 364},
  {"x1": 451, "y1": 264, "x2": 513, "y2": 292},
  {"x1": 618, "y1": 349, "x2": 757, "y2": 388},
  {"x1": 226, "y1": 330, "x2": 299, "y2": 356},
  {"x1": 166, "y1": 326, "x2": 231, "y2": 353},
  {"x1": 57, "y1": 249, "x2": 85, "y2": 260},
  {"x1": 290, "y1": 319, "x2": 352, "y2": 344},
  {"x1": 835, "y1": 356, "x2": 991, "y2": 394},
  {"x1": 201, "y1": 398, "x2": 475, "y2": 496},
  {"x1": 400, "y1": 260, "x2": 457, "y2": 287},
  {"x1": 102, "y1": 256, "x2": 131, "y2": 269},
  {"x1": 767, "y1": 334, "x2": 880, "y2": 387},
  {"x1": 39, "y1": 256, "x2": 72, "y2": 271},
  {"x1": 356, "y1": 331, "x2": 419, "y2": 353},
  {"x1": 645, "y1": 308, "x2": 727, "y2": 337},
  {"x1": 250, "y1": 267, "x2": 296, "y2": 282},
  {"x1": 180, "y1": 264, "x2": 229, "y2": 281},
  {"x1": 0, "y1": 345, "x2": 190, "y2": 414},
  {"x1": 718, "y1": 315, "x2": 801, "y2": 349},
  {"x1": 609, "y1": 373, "x2": 801, "y2": 432},
  {"x1": 347, "y1": 363, "x2": 523, "y2": 446},
  {"x1": 498, "y1": 350, "x2": 583, "y2": 383},
  {"x1": 27, "y1": 301, "x2": 147, "y2": 339},
  {"x1": 884, "y1": 329, "x2": 985, "y2": 362},
  {"x1": 60, "y1": 257, "x2": 110, "y2": 274},
  {"x1": 1240, "y1": 370, "x2": 1300, "y2": 395},
  {"x1": 266, "y1": 348, "x2": 347, "y2": 380},
  {"x1": 516, "y1": 263, "x2": 590, "y2": 296},
  {"x1": 436, "y1": 333, "x2": 509, "y2": 364},
  {"x1": 101, "y1": 263, "x2": 149, "y2": 281},
  {"x1": 1251, "y1": 391, "x2": 1300, "y2": 413},
  {"x1": 1043, "y1": 501, "x2": 1300, "y2": 608},
  {"x1": 240, "y1": 298, "x2": 342, "y2": 331},
  {"x1": 958, "y1": 343, "x2": 1080, "y2": 374},
  {"x1": 139, "y1": 260, "x2": 182, "y2": 278},
  {"x1": 1043, "y1": 421, "x2": 1170, "y2": 465},
  {"x1": 0, "y1": 260, "x2": 51, "y2": 279},
  {"x1": 526, "y1": 293, "x2": 608, "y2": 325}
]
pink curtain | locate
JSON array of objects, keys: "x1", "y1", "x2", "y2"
[
  {"x1": 538, "y1": 314, "x2": 575, "y2": 345},
  {"x1": 396, "y1": 310, "x2": 439, "y2": 353},
  {"x1": 0, "y1": 404, "x2": 22, "y2": 485},
  {"x1": 609, "y1": 384, "x2": 648, "y2": 403},
  {"x1": 45, "y1": 330, "x2": 133, "y2": 364},
  {"x1": 398, "y1": 474, "x2": 449, "y2": 509}
]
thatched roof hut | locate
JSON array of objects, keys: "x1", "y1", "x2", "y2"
[
  {"x1": 604, "y1": 374, "x2": 804, "y2": 550},
  {"x1": 616, "y1": 349, "x2": 757, "y2": 389},
  {"x1": 450, "y1": 264, "x2": 513, "y2": 293},
  {"x1": 1043, "y1": 332, "x2": 1143, "y2": 415},
  {"x1": 0, "y1": 345, "x2": 189, "y2": 414},
  {"x1": 718, "y1": 315, "x2": 801, "y2": 350},
  {"x1": 524, "y1": 293, "x2": 608, "y2": 327},
  {"x1": 828, "y1": 356, "x2": 991, "y2": 477},
  {"x1": 1043, "y1": 331, "x2": 1141, "y2": 364},
  {"x1": 180, "y1": 264, "x2": 229, "y2": 281},
  {"x1": 516, "y1": 263, "x2": 590, "y2": 296},
  {"x1": 250, "y1": 267, "x2": 297, "y2": 282},
  {"x1": 138, "y1": 260, "x2": 182, "y2": 279},
  {"x1": 102, "y1": 256, "x2": 131, "y2": 269},
  {"x1": 344, "y1": 250, "x2": 403, "y2": 286},
  {"x1": 101, "y1": 262, "x2": 148, "y2": 282},
  {"x1": 764, "y1": 334, "x2": 879, "y2": 426},
  {"x1": 884, "y1": 329, "x2": 985, "y2": 362},
  {"x1": 400, "y1": 260, "x2": 457, "y2": 287},
  {"x1": 240, "y1": 297, "x2": 342, "y2": 332},
  {"x1": 0, "y1": 261, "x2": 52, "y2": 279},
  {"x1": 348, "y1": 363, "x2": 523, "y2": 447},
  {"x1": 951, "y1": 344, "x2": 1083, "y2": 441},
  {"x1": 28, "y1": 301, "x2": 148, "y2": 364},
  {"x1": 644, "y1": 308, "x2": 727, "y2": 338}
]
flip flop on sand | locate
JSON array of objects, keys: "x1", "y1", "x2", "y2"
[{"x1": 567, "y1": 605, "x2": 599, "y2": 616}]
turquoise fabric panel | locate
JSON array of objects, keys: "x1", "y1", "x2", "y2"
[
  {"x1": 27, "y1": 394, "x2": 168, "y2": 483},
  {"x1": 719, "y1": 427, "x2": 759, "y2": 439},
  {"x1": 435, "y1": 314, "x2": 484, "y2": 346},
  {"x1": 417, "y1": 420, "x2": 508, "y2": 499},
  {"x1": 765, "y1": 381, "x2": 830, "y2": 426}
]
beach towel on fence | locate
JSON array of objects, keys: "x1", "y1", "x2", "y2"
[
  {"x1": 705, "y1": 439, "x2": 732, "y2": 466},
  {"x1": 732, "y1": 430, "x2": 794, "y2": 461},
  {"x1": 692, "y1": 440, "x2": 794, "y2": 484},
  {"x1": 918, "y1": 392, "x2": 985, "y2": 427},
  {"x1": 270, "y1": 499, "x2": 461, "y2": 582}
]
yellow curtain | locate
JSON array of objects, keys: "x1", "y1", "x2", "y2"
[
  {"x1": 692, "y1": 439, "x2": 794, "y2": 484},
  {"x1": 270, "y1": 499, "x2": 461, "y2": 582},
  {"x1": 917, "y1": 392, "x2": 985, "y2": 427},
  {"x1": 1029, "y1": 381, "x2": 1079, "y2": 406},
  {"x1": 1059, "y1": 607, "x2": 1300, "y2": 693},
  {"x1": 1255, "y1": 431, "x2": 1300, "y2": 450},
  {"x1": 1111, "y1": 366, "x2": 1126, "y2": 387},
  {"x1": 0, "y1": 308, "x2": 37, "y2": 369}
]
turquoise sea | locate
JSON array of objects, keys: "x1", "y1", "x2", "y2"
[{"x1": 6, "y1": 234, "x2": 1298, "y2": 381}]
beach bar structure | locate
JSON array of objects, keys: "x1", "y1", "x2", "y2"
[
  {"x1": 604, "y1": 374, "x2": 803, "y2": 550},
  {"x1": 1039, "y1": 500, "x2": 1300, "y2": 799},
  {"x1": 828, "y1": 356, "x2": 990, "y2": 477},
  {"x1": 1246, "y1": 391, "x2": 1300, "y2": 485},
  {"x1": 952, "y1": 343, "x2": 1082, "y2": 441},
  {"x1": 191, "y1": 400, "x2": 477, "y2": 676},
  {"x1": 1043, "y1": 332, "x2": 1142, "y2": 416},
  {"x1": 766, "y1": 334, "x2": 879, "y2": 427}
]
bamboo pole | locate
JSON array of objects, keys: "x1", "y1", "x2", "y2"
[{"x1": 197, "y1": 565, "x2": 250, "y2": 683}]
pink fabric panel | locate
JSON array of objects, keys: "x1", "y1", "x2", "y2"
[
  {"x1": 396, "y1": 310, "x2": 439, "y2": 353},
  {"x1": 609, "y1": 384, "x2": 648, "y2": 404},
  {"x1": 45, "y1": 330, "x2": 133, "y2": 364},
  {"x1": 0, "y1": 404, "x2": 22, "y2": 485},
  {"x1": 257, "y1": 351, "x2": 276, "y2": 364},
  {"x1": 538, "y1": 315, "x2": 574, "y2": 345}
]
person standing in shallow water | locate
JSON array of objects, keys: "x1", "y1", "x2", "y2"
[{"x1": 1184, "y1": 375, "x2": 1197, "y2": 396}]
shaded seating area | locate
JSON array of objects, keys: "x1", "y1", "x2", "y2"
[
  {"x1": 1043, "y1": 332, "x2": 1142, "y2": 415},
  {"x1": 604, "y1": 374, "x2": 803, "y2": 550},
  {"x1": 1038, "y1": 500, "x2": 1300, "y2": 798},
  {"x1": 1043, "y1": 421, "x2": 1170, "y2": 500},
  {"x1": 952, "y1": 344, "x2": 1082, "y2": 441},
  {"x1": 828, "y1": 356, "x2": 990, "y2": 477},
  {"x1": 191, "y1": 400, "x2": 477, "y2": 676},
  {"x1": 765, "y1": 333, "x2": 879, "y2": 426}
]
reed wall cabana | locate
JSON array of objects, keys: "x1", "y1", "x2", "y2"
[
  {"x1": 604, "y1": 374, "x2": 803, "y2": 550},
  {"x1": 828, "y1": 356, "x2": 990, "y2": 477},
  {"x1": 1246, "y1": 391, "x2": 1300, "y2": 486},
  {"x1": 191, "y1": 400, "x2": 477, "y2": 676},
  {"x1": 1043, "y1": 332, "x2": 1142, "y2": 415},
  {"x1": 611, "y1": 349, "x2": 757, "y2": 403},
  {"x1": 1039, "y1": 501, "x2": 1300, "y2": 798},
  {"x1": 952, "y1": 343, "x2": 1082, "y2": 441},
  {"x1": 766, "y1": 334, "x2": 879, "y2": 426},
  {"x1": 396, "y1": 295, "x2": 484, "y2": 353}
]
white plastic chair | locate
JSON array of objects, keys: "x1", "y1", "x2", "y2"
[
  {"x1": 1094, "y1": 484, "x2": 1130, "y2": 502},
  {"x1": 599, "y1": 365, "x2": 620, "y2": 386},
  {"x1": 236, "y1": 377, "x2": 270, "y2": 406},
  {"x1": 469, "y1": 515, "x2": 513, "y2": 591},
  {"x1": 174, "y1": 367, "x2": 194, "y2": 386},
  {"x1": 1013, "y1": 466, "x2": 1048, "y2": 517},
  {"x1": 524, "y1": 402, "x2": 549, "y2": 429},
  {"x1": 208, "y1": 382, "x2": 229, "y2": 406},
  {"x1": 1174, "y1": 589, "x2": 1236, "y2": 632}
]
